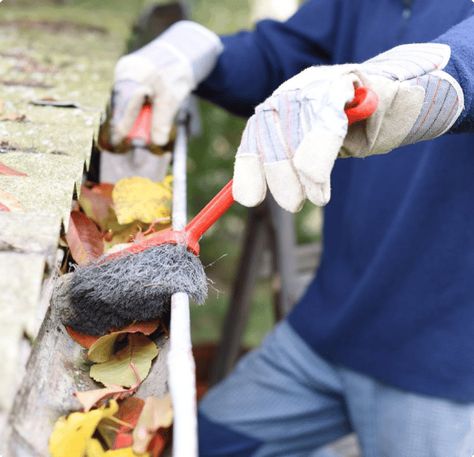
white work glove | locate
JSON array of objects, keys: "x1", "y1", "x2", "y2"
[
  {"x1": 233, "y1": 43, "x2": 464, "y2": 213},
  {"x1": 111, "y1": 21, "x2": 223, "y2": 146}
]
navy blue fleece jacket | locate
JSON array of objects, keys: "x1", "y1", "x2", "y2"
[{"x1": 197, "y1": 0, "x2": 474, "y2": 401}]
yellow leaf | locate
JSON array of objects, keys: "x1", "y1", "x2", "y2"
[
  {"x1": 90, "y1": 334, "x2": 159, "y2": 388},
  {"x1": 86, "y1": 438, "x2": 105, "y2": 457},
  {"x1": 88, "y1": 321, "x2": 160, "y2": 363},
  {"x1": 103, "y1": 222, "x2": 142, "y2": 252},
  {"x1": 112, "y1": 176, "x2": 172, "y2": 225},
  {"x1": 105, "y1": 448, "x2": 149, "y2": 456},
  {"x1": 86, "y1": 440, "x2": 148, "y2": 457},
  {"x1": 49, "y1": 401, "x2": 119, "y2": 457}
]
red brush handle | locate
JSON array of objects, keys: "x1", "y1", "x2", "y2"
[
  {"x1": 127, "y1": 103, "x2": 153, "y2": 144},
  {"x1": 345, "y1": 86, "x2": 379, "y2": 125},
  {"x1": 185, "y1": 86, "x2": 378, "y2": 248}
]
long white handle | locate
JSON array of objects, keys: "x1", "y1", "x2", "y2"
[{"x1": 167, "y1": 111, "x2": 198, "y2": 457}]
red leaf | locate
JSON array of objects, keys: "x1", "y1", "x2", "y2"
[
  {"x1": 116, "y1": 397, "x2": 145, "y2": 428},
  {"x1": 0, "y1": 162, "x2": 27, "y2": 176},
  {"x1": 114, "y1": 432, "x2": 133, "y2": 449},
  {"x1": 92, "y1": 183, "x2": 114, "y2": 199},
  {"x1": 113, "y1": 397, "x2": 145, "y2": 449},
  {"x1": 148, "y1": 430, "x2": 169, "y2": 457},
  {"x1": 0, "y1": 189, "x2": 23, "y2": 212},
  {"x1": 65, "y1": 326, "x2": 100, "y2": 349},
  {"x1": 116, "y1": 321, "x2": 161, "y2": 336},
  {"x1": 65, "y1": 211, "x2": 104, "y2": 265}
]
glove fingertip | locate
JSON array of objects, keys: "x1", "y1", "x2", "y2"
[
  {"x1": 304, "y1": 180, "x2": 331, "y2": 207},
  {"x1": 233, "y1": 155, "x2": 267, "y2": 207},
  {"x1": 151, "y1": 98, "x2": 180, "y2": 146},
  {"x1": 151, "y1": 128, "x2": 172, "y2": 147},
  {"x1": 264, "y1": 160, "x2": 305, "y2": 213}
]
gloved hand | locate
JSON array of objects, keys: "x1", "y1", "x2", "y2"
[
  {"x1": 233, "y1": 43, "x2": 464, "y2": 213},
  {"x1": 110, "y1": 21, "x2": 223, "y2": 146}
]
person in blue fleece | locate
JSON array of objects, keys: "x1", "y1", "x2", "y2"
[{"x1": 109, "y1": 1, "x2": 474, "y2": 455}]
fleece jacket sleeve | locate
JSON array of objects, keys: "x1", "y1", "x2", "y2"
[
  {"x1": 435, "y1": 13, "x2": 474, "y2": 133},
  {"x1": 195, "y1": 0, "x2": 344, "y2": 117}
]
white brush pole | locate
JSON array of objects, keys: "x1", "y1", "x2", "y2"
[{"x1": 168, "y1": 111, "x2": 198, "y2": 457}]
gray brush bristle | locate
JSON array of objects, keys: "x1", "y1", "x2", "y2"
[{"x1": 62, "y1": 244, "x2": 208, "y2": 335}]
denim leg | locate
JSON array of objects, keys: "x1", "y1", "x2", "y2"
[
  {"x1": 341, "y1": 367, "x2": 474, "y2": 457},
  {"x1": 199, "y1": 321, "x2": 352, "y2": 457}
]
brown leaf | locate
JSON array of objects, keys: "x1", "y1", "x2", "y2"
[
  {"x1": 0, "y1": 161, "x2": 27, "y2": 176},
  {"x1": 75, "y1": 386, "x2": 129, "y2": 412},
  {"x1": 66, "y1": 211, "x2": 104, "y2": 265},
  {"x1": 79, "y1": 184, "x2": 114, "y2": 231},
  {"x1": 132, "y1": 396, "x2": 173, "y2": 454}
]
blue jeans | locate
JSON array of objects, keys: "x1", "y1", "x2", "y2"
[{"x1": 199, "y1": 321, "x2": 474, "y2": 457}]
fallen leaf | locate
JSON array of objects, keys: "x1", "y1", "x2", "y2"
[
  {"x1": 148, "y1": 431, "x2": 169, "y2": 457},
  {"x1": 66, "y1": 326, "x2": 100, "y2": 349},
  {"x1": 92, "y1": 183, "x2": 115, "y2": 199},
  {"x1": 112, "y1": 398, "x2": 145, "y2": 450},
  {"x1": 80, "y1": 184, "x2": 115, "y2": 231},
  {"x1": 90, "y1": 334, "x2": 159, "y2": 388},
  {"x1": 66, "y1": 211, "x2": 104, "y2": 265},
  {"x1": 96, "y1": 421, "x2": 118, "y2": 450},
  {"x1": 49, "y1": 401, "x2": 118, "y2": 457},
  {"x1": 114, "y1": 433, "x2": 133, "y2": 450},
  {"x1": 0, "y1": 161, "x2": 27, "y2": 176},
  {"x1": 86, "y1": 439, "x2": 148, "y2": 457},
  {"x1": 104, "y1": 223, "x2": 148, "y2": 253},
  {"x1": 75, "y1": 386, "x2": 130, "y2": 412},
  {"x1": 0, "y1": 189, "x2": 23, "y2": 212},
  {"x1": 88, "y1": 321, "x2": 160, "y2": 363},
  {"x1": 112, "y1": 176, "x2": 172, "y2": 225},
  {"x1": 133, "y1": 396, "x2": 173, "y2": 454},
  {"x1": 86, "y1": 438, "x2": 106, "y2": 457},
  {"x1": 105, "y1": 448, "x2": 148, "y2": 457}
]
